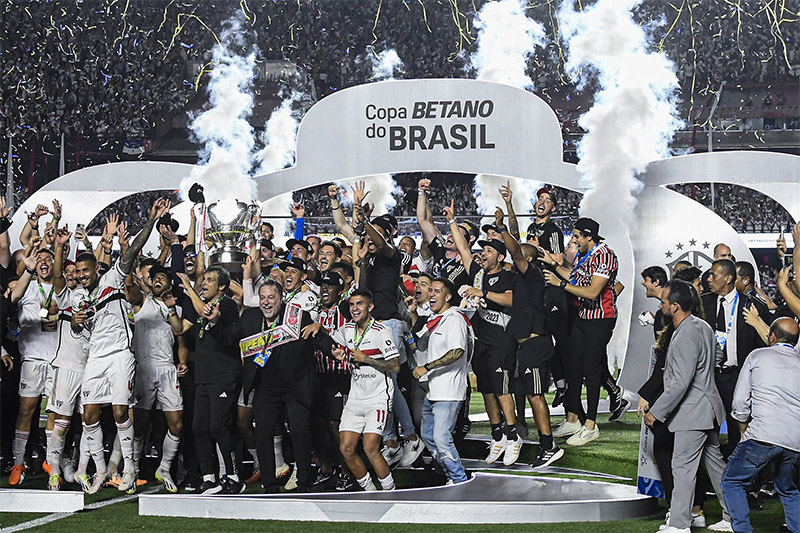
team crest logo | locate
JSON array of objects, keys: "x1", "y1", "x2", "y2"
[
  {"x1": 662, "y1": 239, "x2": 714, "y2": 273},
  {"x1": 489, "y1": 278, "x2": 498, "y2": 286},
  {"x1": 286, "y1": 303, "x2": 301, "y2": 326}
]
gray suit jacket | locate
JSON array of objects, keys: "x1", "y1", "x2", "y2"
[{"x1": 649, "y1": 314, "x2": 726, "y2": 431}]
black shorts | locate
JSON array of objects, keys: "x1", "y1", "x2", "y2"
[
  {"x1": 313, "y1": 373, "x2": 351, "y2": 421},
  {"x1": 517, "y1": 335, "x2": 554, "y2": 396},
  {"x1": 472, "y1": 340, "x2": 517, "y2": 396}
]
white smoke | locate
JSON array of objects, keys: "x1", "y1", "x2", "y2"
[
  {"x1": 336, "y1": 175, "x2": 401, "y2": 217},
  {"x1": 558, "y1": 0, "x2": 681, "y2": 229},
  {"x1": 369, "y1": 48, "x2": 404, "y2": 81},
  {"x1": 473, "y1": 175, "x2": 539, "y2": 234},
  {"x1": 468, "y1": 0, "x2": 547, "y2": 220},
  {"x1": 182, "y1": 14, "x2": 257, "y2": 203}
]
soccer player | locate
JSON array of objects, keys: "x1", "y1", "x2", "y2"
[
  {"x1": 70, "y1": 198, "x2": 170, "y2": 493},
  {"x1": 303, "y1": 289, "x2": 400, "y2": 491}
]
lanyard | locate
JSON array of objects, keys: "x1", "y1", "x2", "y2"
[
  {"x1": 37, "y1": 280, "x2": 54, "y2": 310},
  {"x1": 284, "y1": 288, "x2": 300, "y2": 304},
  {"x1": 261, "y1": 314, "x2": 280, "y2": 345},
  {"x1": 570, "y1": 243, "x2": 599, "y2": 285},
  {"x1": 153, "y1": 297, "x2": 169, "y2": 322},
  {"x1": 200, "y1": 294, "x2": 225, "y2": 329},
  {"x1": 352, "y1": 318, "x2": 373, "y2": 351},
  {"x1": 440, "y1": 256, "x2": 457, "y2": 274},
  {"x1": 717, "y1": 292, "x2": 739, "y2": 350},
  {"x1": 83, "y1": 284, "x2": 101, "y2": 309}
]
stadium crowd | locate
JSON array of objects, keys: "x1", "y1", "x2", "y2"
[{"x1": 2, "y1": 177, "x2": 799, "y2": 532}]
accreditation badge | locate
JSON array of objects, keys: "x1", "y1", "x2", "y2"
[
  {"x1": 254, "y1": 349, "x2": 271, "y2": 368},
  {"x1": 714, "y1": 330, "x2": 727, "y2": 351}
]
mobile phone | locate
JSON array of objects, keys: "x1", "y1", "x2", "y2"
[
  {"x1": 76, "y1": 223, "x2": 86, "y2": 233},
  {"x1": 784, "y1": 255, "x2": 794, "y2": 268}
]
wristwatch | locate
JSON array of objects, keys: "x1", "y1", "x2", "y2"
[{"x1": 559, "y1": 280, "x2": 567, "y2": 289}]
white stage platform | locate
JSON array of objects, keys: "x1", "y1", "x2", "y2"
[
  {"x1": 139, "y1": 472, "x2": 657, "y2": 524},
  {"x1": 0, "y1": 489, "x2": 84, "y2": 513}
]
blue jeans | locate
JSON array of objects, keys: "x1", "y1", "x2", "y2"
[
  {"x1": 381, "y1": 318, "x2": 417, "y2": 441},
  {"x1": 722, "y1": 439, "x2": 800, "y2": 533},
  {"x1": 421, "y1": 397, "x2": 467, "y2": 483}
]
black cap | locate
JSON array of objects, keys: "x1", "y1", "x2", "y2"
[
  {"x1": 371, "y1": 217, "x2": 393, "y2": 236},
  {"x1": 379, "y1": 214, "x2": 398, "y2": 230},
  {"x1": 409, "y1": 270, "x2": 434, "y2": 281},
  {"x1": 574, "y1": 217, "x2": 604, "y2": 241},
  {"x1": 148, "y1": 263, "x2": 171, "y2": 282},
  {"x1": 286, "y1": 238, "x2": 313, "y2": 254},
  {"x1": 319, "y1": 271, "x2": 344, "y2": 289},
  {"x1": 260, "y1": 238, "x2": 275, "y2": 251},
  {"x1": 536, "y1": 187, "x2": 558, "y2": 206},
  {"x1": 478, "y1": 239, "x2": 507, "y2": 257},
  {"x1": 481, "y1": 223, "x2": 503, "y2": 236},
  {"x1": 183, "y1": 244, "x2": 197, "y2": 256},
  {"x1": 459, "y1": 220, "x2": 480, "y2": 240},
  {"x1": 279, "y1": 257, "x2": 307, "y2": 273}
]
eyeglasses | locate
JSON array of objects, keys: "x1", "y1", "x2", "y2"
[{"x1": 185, "y1": 253, "x2": 197, "y2": 259}]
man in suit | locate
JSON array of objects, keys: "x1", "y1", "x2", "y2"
[
  {"x1": 701, "y1": 259, "x2": 766, "y2": 453},
  {"x1": 645, "y1": 280, "x2": 731, "y2": 533}
]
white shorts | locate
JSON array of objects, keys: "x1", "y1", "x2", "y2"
[
  {"x1": 46, "y1": 367, "x2": 84, "y2": 416},
  {"x1": 19, "y1": 360, "x2": 54, "y2": 398},
  {"x1": 339, "y1": 399, "x2": 391, "y2": 436},
  {"x1": 135, "y1": 364, "x2": 183, "y2": 412},
  {"x1": 81, "y1": 351, "x2": 136, "y2": 407},
  {"x1": 237, "y1": 387, "x2": 255, "y2": 408}
]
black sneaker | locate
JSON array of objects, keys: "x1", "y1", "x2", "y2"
[
  {"x1": 335, "y1": 471, "x2": 357, "y2": 492},
  {"x1": 608, "y1": 395, "x2": 630, "y2": 422},
  {"x1": 183, "y1": 478, "x2": 200, "y2": 493},
  {"x1": 608, "y1": 388, "x2": 621, "y2": 414},
  {"x1": 199, "y1": 479, "x2": 222, "y2": 494},
  {"x1": 552, "y1": 387, "x2": 566, "y2": 408},
  {"x1": 529, "y1": 445, "x2": 564, "y2": 469},
  {"x1": 313, "y1": 467, "x2": 337, "y2": 487},
  {"x1": 219, "y1": 477, "x2": 245, "y2": 494}
]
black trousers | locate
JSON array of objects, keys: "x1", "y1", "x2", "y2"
[
  {"x1": 253, "y1": 383, "x2": 314, "y2": 493},
  {"x1": 179, "y1": 363, "x2": 200, "y2": 483},
  {"x1": 714, "y1": 369, "x2": 741, "y2": 456},
  {"x1": 565, "y1": 318, "x2": 616, "y2": 423},
  {"x1": 193, "y1": 380, "x2": 241, "y2": 478}
]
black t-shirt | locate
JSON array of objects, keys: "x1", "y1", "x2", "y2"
[
  {"x1": 428, "y1": 235, "x2": 470, "y2": 305},
  {"x1": 468, "y1": 262, "x2": 514, "y2": 346},
  {"x1": 193, "y1": 297, "x2": 241, "y2": 385},
  {"x1": 508, "y1": 263, "x2": 548, "y2": 340},
  {"x1": 365, "y1": 246, "x2": 402, "y2": 320},
  {"x1": 527, "y1": 219, "x2": 564, "y2": 255},
  {"x1": 653, "y1": 308, "x2": 670, "y2": 339}
]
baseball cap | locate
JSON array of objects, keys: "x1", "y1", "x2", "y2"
[
  {"x1": 574, "y1": 217, "x2": 604, "y2": 241},
  {"x1": 286, "y1": 239, "x2": 313, "y2": 254},
  {"x1": 478, "y1": 239, "x2": 507, "y2": 257},
  {"x1": 371, "y1": 217, "x2": 394, "y2": 236},
  {"x1": 260, "y1": 238, "x2": 275, "y2": 251},
  {"x1": 148, "y1": 263, "x2": 171, "y2": 281},
  {"x1": 279, "y1": 257, "x2": 307, "y2": 273},
  {"x1": 319, "y1": 271, "x2": 344, "y2": 289},
  {"x1": 536, "y1": 187, "x2": 558, "y2": 206},
  {"x1": 481, "y1": 223, "x2": 504, "y2": 236}
]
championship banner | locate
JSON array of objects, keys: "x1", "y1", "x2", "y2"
[
  {"x1": 239, "y1": 303, "x2": 303, "y2": 360},
  {"x1": 636, "y1": 346, "x2": 664, "y2": 498}
]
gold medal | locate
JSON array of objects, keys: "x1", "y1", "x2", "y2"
[
  {"x1": 39, "y1": 308, "x2": 48, "y2": 319},
  {"x1": 198, "y1": 328, "x2": 204, "y2": 339}
]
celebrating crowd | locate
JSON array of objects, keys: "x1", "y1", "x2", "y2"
[{"x1": 1, "y1": 176, "x2": 799, "y2": 533}]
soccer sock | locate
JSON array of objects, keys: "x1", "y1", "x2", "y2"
[
  {"x1": 248, "y1": 448, "x2": 260, "y2": 471},
  {"x1": 378, "y1": 473, "x2": 396, "y2": 491},
  {"x1": 108, "y1": 434, "x2": 122, "y2": 475},
  {"x1": 274, "y1": 435, "x2": 285, "y2": 466},
  {"x1": 160, "y1": 432, "x2": 181, "y2": 471},
  {"x1": 77, "y1": 430, "x2": 90, "y2": 476},
  {"x1": 539, "y1": 432, "x2": 554, "y2": 451},
  {"x1": 357, "y1": 473, "x2": 377, "y2": 491},
  {"x1": 116, "y1": 419, "x2": 135, "y2": 475},
  {"x1": 48, "y1": 419, "x2": 70, "y2": 477},
  {"x1": 132, "y1": 436, "x2": 144, "y2": 475},
  {"x1": 83, "y1": 421, "x2": 107, "y2": 473},
  {"x1": 504, "y1": 423, "x2": 518, "y2": 440},
  {"x1": 13, "y1": 430, "x2": 29, "y2": 466},
  {"x1": 45, "y1": 429, "x2": 53, "y2": 457},
  {"x1": 229, "y1": 473, "x2": 240, "y2": 482},
  {"x1": 490, "y1": 423, "x2": 504, "y2": 442}
]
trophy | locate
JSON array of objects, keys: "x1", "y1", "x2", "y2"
[{"x1": 202, "y1": 198, "x2": 262, "y2": 266}]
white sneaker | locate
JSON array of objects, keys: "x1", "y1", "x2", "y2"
[
  {"x1": 566, "y1": 425, "x2": 599, "y2": 446},
  {"x1": 485, "y1": 435, "x2": 508, "y2": 464},
  {"x1": 156, "y1": 467, "x2": 178, "y2": 493},
  {"x1": 552, "y1": 420, "x2": 582, "y2": 438},
  {"x1": 381, "y1": 444, "x2": 404, "y2": 467},
  {"x1": 691, "y1": 510, "x2": 706, "y2": 528},
  {"x1": 276, "y1": 462, "x2": 290, "y2": 479},
  {"x1": 62, "y1": 458, "x2": 77, "y2": 484},
  {"x1": 503, "y1": 436, "x2": 523, "y2": 466},
  {"x1": 399, "y1": 438, "x2": 425, "y2": 467},
  {"x1": 284, "y1": 465, "x2": 298, "y2": 491},
  {"x1": 707, "y1": 520, "x2": 733, "y2": 532}
]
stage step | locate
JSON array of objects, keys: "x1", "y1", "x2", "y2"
[{"x1": 0, "y1": 489, "x2": 84, "y2": 513}]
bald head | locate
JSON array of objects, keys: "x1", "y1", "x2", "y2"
[
  {"x1": 520, "y1": 243, "x2": 539, "y2": 262},
  {"x1": 713, "y1": 243, "x2": 732, "y2": 260},
  {"x1": 769, "y1": 317, "x2": 799, "y2": 346}
]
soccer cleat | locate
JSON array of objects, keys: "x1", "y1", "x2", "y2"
[
  {"x1": 199, "y1": 480, "x2": 221, "y2": 494},
  {"x1": 503, "y1": 436, "x2": 523, "y2": 466},
  {"x1": 399, "y1": 438, "x2": 425, "y2": 467},
  {"x1": 245, "y1": 469, "x2": 261, "y2": 484},
  {"x1": 381, "y1": 444, "x2": 404, "y2": 468},
  {"x1": 552, "y1": 419, "x2": 582, "y2": 438},
  {"x1": 485, "y1": 435, "x2": 508, "y2": 464},
  {"x1": 609, "y1": 395, "x2": 631, "y2": 422},
  {"x1": 62, "y1": 458, "x2": 77, "y2": 483},
  {"x1": 42, "y1": 460, "x2": 51, "y2": 475},
  {"x1": 566, "y1": 425, "x2": 600, "y2": 446},
  {"x1": 105, "y1": 474, "x2": 121, "y2": 488},
  {"x1": 530, "y1": 445, "x2": 564, "y2": 469},
  {"x1": 220, "y1": 476, "x2": 246, "y2": 494},
  {"x1": 9, "y1": 464, "x2": 26, "y2": 486},
  {"x1": 691, "y1": 510, "x2": 706, "y2": 528},
  {"x1": 48, "y1": 474, "x2": 61, "y2": 491},
  {"x1": 76, "y1": 473, "x2": 92, "y2": 493},
  {"x1": 87, "y1": 471, "x2": 107, "y2": 495},
  {"x1": 275, "y1": 463, "x2": 290, "y2": 480},
  {"x1": 155, "y1": 467, "x2": 178, "y2": 493},
  {"x1": 284, "y1": 466, "x2": 298, "y2": 491},
  {"x1": 118, "y1": 472, "x2": 137, "y2": 494},
  {"x1": 707, "y1": 520, "x2": 733, "y2": 532},
  {"x1": 335, "y1": 471, "x2": 357, "y2": 492}
]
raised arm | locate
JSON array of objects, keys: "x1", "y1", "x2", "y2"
[
  {"x1": 19, "y1": 204, "x2": 48, "y2": 247},
  {"x1": 777, "y1": 266, "x2": 800, "y2": 320},
  {"x1": 53, "y1": 226, "x2": 72, "y2": 294},
  {"x1": 416, "y1": 178, "x2": 441, "y2": 244},
  {"x1": 443, "y1": 199, "x2": 472, "y2": 273},
  {"x1": 329, "y1": 185, "x2": 357, "y2": 242},
  {"x1": 0, "y1": 197, "x2": 11, "y2": 269},
  {"x1": 120, "y1": 198, "x2": 170, "y2": 275},
  {"x1": 177, "y1": 272, "x2": 206, "y2": 316},
  {"x1": 499, "y1": 181, "x2": 520, "y2": 240},
  {"x1": 497, "y1": 207, "x2": 528, "y2": 273},
  {"x1": 11, "y1": 251, "x2": 40, "y2": 303}
]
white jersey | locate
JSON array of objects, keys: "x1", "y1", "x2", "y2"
[
  {"x1": 17, "y1": 279, "x2": 59, "y2": 363},
  {"x1": 330, "y1": 320, "x2": 398, "y2": 404},
  {"x1": 285, "y1": 287, "x2": 319, "y2": 321},
  {"x1": 423, "y1": 307, "x2": 474, "y2": 402},
  {"x1": 52, "y1": 287, "x2": 90, "y2": 371},
  {"x1": 75, "y1": 261, "x2": 133, "y2": 358},
  {"x1": 133, "y1": 296, "x2": 178, "y2": 367}
]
